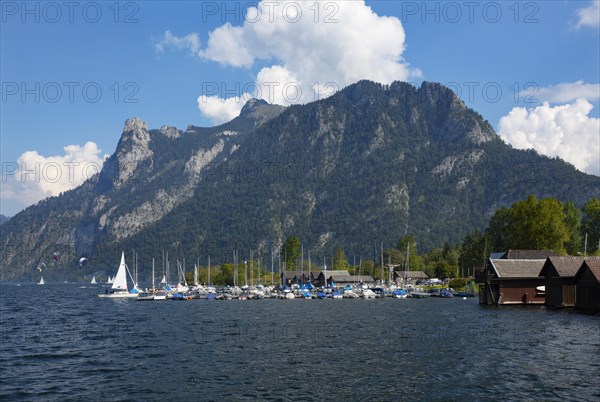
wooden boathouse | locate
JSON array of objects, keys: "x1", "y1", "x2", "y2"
[
  {"x1": 476, "y1": 250, "x2": 558, "y2": 306},
  {"x1": 539, "y1": 256, "x2": 600, "y2": 308},
  {"x1": 573, "y1": 260, "x2": 600, "y2": 312}
]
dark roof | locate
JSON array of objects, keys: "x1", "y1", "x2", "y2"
[
  {"x1": 504, "y1": 250, "x2": 560, "y2": 259},
  {"x1": 353, "y1": 275, "x2": 375, "y2": 282},
  {"x1": 575, "y1": 260, "x2": 600, "y2": 283},
  {"x1": 394, "y1": 271, "x2": 429, "y2": 279},
  {"x1": 540, "y1": 256, "x2": 600, "y2": 277},
  {"x1": 325, "y1": 270, "x2": 351, "y2": 278},
  {"x1": 489, "y1": 259, "x2": 546, "y2": 278}
]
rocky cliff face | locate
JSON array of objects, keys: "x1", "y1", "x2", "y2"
[{"x1": 1, "y1": 80, "x2": 598, "y2": 281}]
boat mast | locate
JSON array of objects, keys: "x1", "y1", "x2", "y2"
[
  {"x1": 208, "y1": 255, "x2": 211, "y2": 286},
  {"x1": 152, "y1": 258, "x2": 155, "y2": 289},
  {"x1": 301, "y1": 244, "x2": 304, "y2": 286},
  {"x1": 380, "y1": 242, "x2": 384, "y2": 286},
  {"x1": 234, "y1": 250, "x2": 237, "y2": 287},
  {"x1": 308, "y1": 249, "x2": 311, "y2": 285}
]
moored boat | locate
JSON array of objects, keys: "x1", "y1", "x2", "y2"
[{"x1": 98, "y1": 252, "x2": 138, "y2": 298}]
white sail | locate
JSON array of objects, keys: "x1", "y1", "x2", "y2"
[
  {"x1": 38, "y1": 277, "x2": 45, "y2": 285},
  {"x1": 90, "y1": 275, "x2": 97, "y2": 284},
  {"x1": 111, "y1": 252, "x2": 128, "y2": 290}
]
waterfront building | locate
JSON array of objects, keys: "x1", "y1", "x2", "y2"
[
  {"x1": 573, "y1": 260, "x2": 600, "y2": 312},
  {"x1": 539, "y1": 256, "x2": 600, "y2": 308}
]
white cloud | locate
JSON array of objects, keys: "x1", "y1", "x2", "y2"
[
  {"x1": 200, "y1": 23, "x2": 254, "y2": 68},
  {"x1": 1, "y1": 142, "x2": 109, "y2": 209},
  {"x1": 575, "y1": 1, "x2": 600, "y2": 30},
  {"x1": 197, "y1": 93, "x2": 253, "y2": 125},
  {"x1": 163, "y1": 1, "x2": 419, "y2": 123},
  {"x1": 531, "y1": 80, "x2": 600, "y2": 103},
  {"x1": 498, "y1": 99, "x2": 600, "y2": 176},
  {"x1": 154, "y1": 30, "x2": 201, "y2": 56}
]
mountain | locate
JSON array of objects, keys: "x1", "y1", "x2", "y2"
[
  {"x1": 1, "y1": 80, "x2": 598, "y2": 281},
  {"x1": 0, "y1": 215, "x2": 9, "y2": 225}
]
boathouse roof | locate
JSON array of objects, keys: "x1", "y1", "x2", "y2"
[
  {"x1": 492, "y1": 250, "x2": 560, "y2": 260},
  {"x1": 394, "y1": 270, "x2": 429, "y2": 279},
  {"x1": 540, "y1": 256, "x2": 600, "y2": 278},
  {"x1": 575, "y1": 260, "x2": 600, "y2": 283},
  {"x1": 489, "y1": 259, "x2": 546, "y2": 278}
]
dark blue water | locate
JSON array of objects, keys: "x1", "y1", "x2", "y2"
[{"x1": 1, "y1": 284, "x2": 599, "y2": 401}]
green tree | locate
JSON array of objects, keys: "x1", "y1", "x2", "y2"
[
  {"x1": 486, "y1": 207, "x2": 510, "y2": 251},
  {"x1": 383, "y1": 248, "x2": 403, "y2": 265},
  {"x1": 509, "y1": 196, "x2": 568, "y2": 253},
  {"x1": 458, "y1": 230, "x2": 487, "y2": 277},
  {"x1": 434, "y1": 260, "x2": 452, "y2": 279},
  {"x1": 282, "y1": 236, "x2": 301, "y2": 270},
  {"x1": 563, "y1": 201, "x2": 581, "y2": 255},
  {"x1": 582, "y1": 198, "x2": 600, "y2": 254},
  {"x1": 360, "y1": 260, "x2": 375, "y2": 278},
  {"x1": 215, "y1": 263, "x2": 233, "y2": 285},
  {"x1": 396, "y1": 235, "x2": 422, "y2": 269},
  {"x1": 333, "y1": 247, "x2": 349, "y2": 270},
  {"x1": 486, "y1": 196, "x2": 570, "y2": 254}
]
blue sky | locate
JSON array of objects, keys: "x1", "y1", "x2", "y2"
[{"x1": 1, "y1": 0, "x2": 599, "y2": 216}]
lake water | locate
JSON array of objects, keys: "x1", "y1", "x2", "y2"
[{"x1": 1, "y1": 284, "x2": 599, "y2": 401}]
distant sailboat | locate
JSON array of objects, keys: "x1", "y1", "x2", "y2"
[
  {"x1": 90, "y1": 275, "x2": 97, "y2": 284},
  {"x1": 106, "y1": 275, "x2": 113, "y2": 284},
  {"x1": 38, "y1": 277, "x2": 45, "y2": 285}
]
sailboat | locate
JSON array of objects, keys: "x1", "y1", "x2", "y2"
[
  {"x1": 90, "y1": 275, "x2": 97, "y2": 284},
  {"x1": 38, "y1": 277, "x2": 45, "y2": 285},
  {"x1": 106, "y1": 275, "x2": 113, "y2": 284},
  {"x1": 98, "y1": 252, "x2": 138, "y2": 298}
]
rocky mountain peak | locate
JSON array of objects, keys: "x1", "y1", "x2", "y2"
[
  {"x1": 123, "y1": 117, "x2": 148, "y2": 133},
  {"x1": 114, "y1": 117, "x2": 153, "y2": 186},
  {"x1": 240, "y1": 98, "x2": 269, "y2": 116},
  {"x1": 159, "y1": 125, "x2": 181, "y2": 139},
  {"x1": 239, "y1": 98, "x2": 286, "y2": 128}
]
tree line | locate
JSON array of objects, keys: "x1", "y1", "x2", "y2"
[{"x1": 186, "y1": 196, "x2": 600, "y2": 285}]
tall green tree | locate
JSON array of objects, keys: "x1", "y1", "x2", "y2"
[
  {"x1": 215, "y1": 263, "x2": 233, "y2": 285},
  {"x1": 360, "y1": 260, "x2": 376, "y2": 278},
  {"x1": 396, "y1": 235, "x2": 422, "y2": 270},
  {"x1": 383, "y1": 248, "x2": 403, "y2": 265},
  {"x1": 508, "y1": 196, "x2": 569, "y2": 252},
  {"x1": 333, "y1": 247, "x2": 349, "y2": 270},
  {"x1": 282, "y1": 236, "x2": 301, "y2": 270},
  {"x1": 486, "y1": 207, "x2": 511, "y2": 251},
  {"x1": 458, "y1": 229, "x2": 487, "y2": 276},
  {"x1": 582, "y1": 198, "x2": 600, "y2": 254},
  {"x1": 486, "y1": 195, "x2": 570, "y2": 253},
  {"x1": 563, "y1": 202, "x2": 581, "y2": 255}
]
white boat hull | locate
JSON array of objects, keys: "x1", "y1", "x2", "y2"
[{"x1": 98, "y1": 292, "x2": 138, "y2": 298}]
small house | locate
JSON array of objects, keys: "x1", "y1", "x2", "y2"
[
  {"x1": 539, "y1": 256, "x2": 600, "y2": 308},
  {"x1": 393, "y1": 270, "x2": 429, "y2": 284},
  {"x1": 476, "y1": 259, "x2": 546, "y2": 305},
  {"x1": 573, "y1": 260, "x2": 600, "y2": 312}
]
